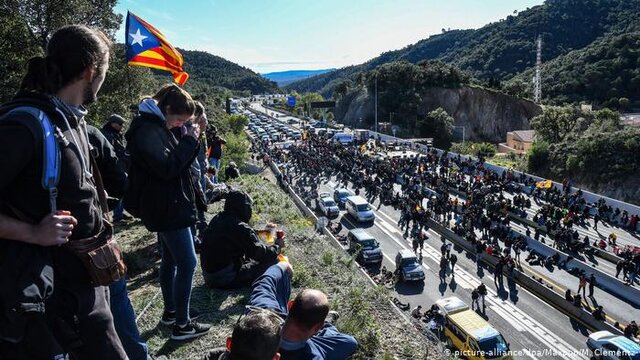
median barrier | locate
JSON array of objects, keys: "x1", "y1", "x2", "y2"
[
  {"x1": 521, "y1": 234, "x2": 640, "y2": 307},
  {"x1": 265, "y1": 159, "x2": 431, "y2": 341},
  {"x1": 371, "y1": 131, "x2": 640, "y2": 231},
  {"x1": 427, "y1": 218, "x2": 624, "y2": 334}
]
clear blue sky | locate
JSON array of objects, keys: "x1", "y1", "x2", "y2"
[{"x1": 115, "y1": 0, "x2": 544, "y2": 74}]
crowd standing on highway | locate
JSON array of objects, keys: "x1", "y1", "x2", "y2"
[{"x1": 252, "y1": 124, "x2": 640, "y2": 345}]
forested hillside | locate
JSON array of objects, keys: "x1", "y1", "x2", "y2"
[
  {"x1": 179, "y1": 49, "x2": 279, "y2": 95},
  {"x1": 287, "y1": 0, "x2": 640, "y2": 105},
  {"x1": 508, "y1": 32, "x2": 640, "y2": 108}
]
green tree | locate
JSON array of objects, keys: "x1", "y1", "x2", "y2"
[
  {"x1": 530, "y1": 106, "x2": 578, "y2": 143},
  {"x1": 7, "y1": 0, "x2": 122, "y2": 51},
  {"x1": 227, "y1": 114, "x2": 249, "y2": 134},
  {"x1": 526, "y1": 140, "x2": 550, "y2": 173},
  {"x1": 418, "y1": 108, "x2": 454, "y2": 148}
]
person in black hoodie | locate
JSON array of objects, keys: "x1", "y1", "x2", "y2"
[
  {"x1": 0, "y1": 25, "x2": 126, "y2": 359},
  {"x1": 125, "y1": 84, "x2": 211, "y2": 341},
  {"x1": 201, "y1": 190, "x2": 281, "y2": 288},
  {"x1": 101, "y1": 114, "x2": 130, "y2": 222}
]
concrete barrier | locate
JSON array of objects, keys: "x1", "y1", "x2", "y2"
[
  {"x1": 521, "y1": 234, "x2": 640, "y2": 307},
  {"x1": 427, "y1": 218, "x2": 624, "y2": 334},
  {"x1": 368, "y1": 130, "x2": 640, "y2": 226}
]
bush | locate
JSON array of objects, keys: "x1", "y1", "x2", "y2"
[{"x1": 527, "y1": 140, "x2": 550, "y2": 173}]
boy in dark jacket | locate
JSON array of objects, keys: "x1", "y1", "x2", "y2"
[{"x1": 201, "y1": 190, "x2": 281, "y2": 288}]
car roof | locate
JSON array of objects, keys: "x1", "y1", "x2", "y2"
[
  {"x1": 347, "y1": 196, "x2": 368, "y2": 205},
  {"x1": 436, "y1": 296, "x2": 469, "y2": 314},
  {"x1": 398, "y1": 249, "x2": 416, "y2": 258},
  {"x1": 335, "y1": 188, "x2": 352, "y2": 195},
  {"x1": 609, "y1": 336, "x2": 640, "y2": 354},
  {"x1": 348, "y1": 228, "x2": 374, "y2": 240}
]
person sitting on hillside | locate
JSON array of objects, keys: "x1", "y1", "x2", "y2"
[
  {"x1": 203, "y1": 309, "x2": 282, "y2": 360},
  {"x1": 250, "y1": 262, "x2": 358, "y2": 359},
  {"x1": 201, "y1": 190, "x2": 282, "y2": 289},
  {"x1": 225, "y1": 161, "x2": 240, "y2": 180}
]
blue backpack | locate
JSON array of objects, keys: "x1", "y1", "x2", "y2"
[{"x1": 4, "y1": 107, "x2": 61, "y2": 212}]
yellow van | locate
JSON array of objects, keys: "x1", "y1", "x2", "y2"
[{"x1": 436, "y1": 297, "x2": 512, "y2": 360}]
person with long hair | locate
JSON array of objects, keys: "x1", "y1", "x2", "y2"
[
  {"x1": 0, "y1": 25, "x2": 127, "y2": 359},
  {"x1": 125, "y1": 84, "x2": 211, "y2": 340}
]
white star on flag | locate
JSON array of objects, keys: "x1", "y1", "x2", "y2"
[{"x1": 129, "y1": 28, "x2": 148, "y2": 47}]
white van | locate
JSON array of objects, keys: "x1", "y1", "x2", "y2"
[
  {"x1": 333, "y1": 132, "x2": 354, "y2": 145},
  {"x1": 345, "y1": 196, "x2": 375, "y2": 223}
]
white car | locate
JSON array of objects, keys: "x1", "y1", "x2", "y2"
[
  {"x1": 318, "y1": 193, "x2": 340, "y2": 218},
  {"x1": 586, "y1": 331, "x2": 640, "y2": 360}
]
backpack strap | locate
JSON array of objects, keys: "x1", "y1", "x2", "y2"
[{"x1": 5, "y1": 107, "x2": 61, "y2": 212}]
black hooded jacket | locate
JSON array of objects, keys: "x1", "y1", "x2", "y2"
[
  {"x1": 125, "y1": 111, "x2": 199, "y2": 232},
  {"x1": 201, "y1": 190, "x2": 280, "y2": 274},
  {"x1": 0, "y1": 91, "x2": 104, "y2": 340}
]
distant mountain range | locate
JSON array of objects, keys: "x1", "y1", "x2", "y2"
[
  {"x1": 286, "y1": 0, "x2": 640, "y2": 106},
  {"x1": 262, "y1": 69, "x2": 335, "y2": 86}
]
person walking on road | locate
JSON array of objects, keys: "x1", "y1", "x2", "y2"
[
  {"x1": 616, "y1": 260, "x2": 624, "y2": 279},
  {"x1": 577, "y1": 274, "x2": 587, "y2": 297},
  {"x1": 476, "y1": 284, "x2": 487, "y2": 310},
  {"x1": 471, "y1": 289, "x2": 480, "y2": 311},
  {"x1": 445, "y1": 242, "x2": 452, "y2": 259},
  {"x1": 450, "y1": 253, "x2": 458, "y2": 275},
  {"x1": 588, "y1": 273, "x2": 596, "y2": 298}
]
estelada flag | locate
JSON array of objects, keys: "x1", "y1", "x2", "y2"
[{"x1": 125, "y1": 11, "x2": 189, "y2": 85}]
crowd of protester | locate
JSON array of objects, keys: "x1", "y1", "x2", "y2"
[
  {"x1": 0, "y1": 25, "x2": 358, "y2": 360},
  {"x1": 253, "y1": 124, "x2": 639, "y2": 342}
]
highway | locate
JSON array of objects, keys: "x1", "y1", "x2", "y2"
[
  {"x1": 247, "y1": 101, "x2": 638, "y2": 359},
  {"x1": 310, "y1": 176, "x2": 591, "y2": 360}
]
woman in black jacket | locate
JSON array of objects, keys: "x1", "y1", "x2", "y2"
[{"x1": 125, "y1": 84, "x2": 211, "y2": 340}]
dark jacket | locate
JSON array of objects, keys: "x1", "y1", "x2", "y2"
[
  {"x1": 101, "y1": 123, "x2": 130, "y2": 170},
  {"x1": 124, "y1": 106, "x2": 199, "y2": 232},
  {"x1": 87, "y1": 125, "x2": 127, "y2": 200},
  {"x1": 201, "y1": 190, "x2": 279, "y2": 274},
  {"x1": 0, "y1": 91, "x2": 104, "y2": 340}
]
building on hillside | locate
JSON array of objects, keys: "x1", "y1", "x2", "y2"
[{"x1": 498, "y1": 130, "x2": 536, "y2": 154}]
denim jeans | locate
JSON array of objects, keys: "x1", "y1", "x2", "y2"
[
  {"x1": 109, "y1": 277, "x2": 150, "y2": 360},
  {"x1": 209, "y1": 157, "x2": 220, "y2": 183},
  {"x1": 158, "y1": 228, "x2": 197, "y2": 326},
  {"x1": 113, "y1": 198, "x2": 124, "y2": 221}
]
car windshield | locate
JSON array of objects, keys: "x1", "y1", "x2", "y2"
[
  {"x1": 338, "y1": 191, "x2": 350, "y2": 198},
  {"x1": 402, "y1": 257, "x2": 419, "y2": 267},
  {"x1": 360, "y1": 239, "x2": 376, "y2": 248},
  {"x1": 356, "y1": 204, "x2": 371, "y2": 211},
  {"x1": 478, "y1": 335, "x2": 509, "y2": 358}
]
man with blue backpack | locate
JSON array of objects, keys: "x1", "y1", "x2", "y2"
[{"x1": 0, "y1": 25, "x2": 127, "y2": 359}]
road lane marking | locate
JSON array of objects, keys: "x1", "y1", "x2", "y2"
[{"x1": 490, "y1": 305, "x2": 526, "y2": 332}]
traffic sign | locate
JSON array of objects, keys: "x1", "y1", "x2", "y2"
[{"x1": 287, "y1": 96, "x2": 296, "y2": 107}]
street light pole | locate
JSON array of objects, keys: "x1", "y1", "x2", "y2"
[{"x1": 374, "y1": 75, "x2": 378, "y2": 134}]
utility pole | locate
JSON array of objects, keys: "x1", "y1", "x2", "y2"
[
  {"x1": 374, "y1": 75, "x2": 378, "y2": 133},
  {"x1": 534, "y1": 35, "x2": 542, "y2": 104}
]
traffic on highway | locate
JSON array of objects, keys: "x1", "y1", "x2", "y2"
[{"x1": 242, "y1": 100, "x2": 640, "y2": 360}]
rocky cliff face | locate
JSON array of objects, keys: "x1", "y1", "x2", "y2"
[{"x1": 334, "y1": 86, "x2": 542, "y2": 142}]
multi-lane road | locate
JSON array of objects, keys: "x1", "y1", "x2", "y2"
[{"x1": 247, "y1": 101, "x2": 638, "y2": 359}]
